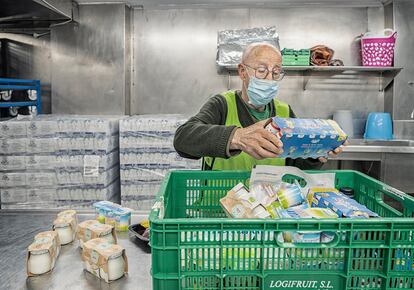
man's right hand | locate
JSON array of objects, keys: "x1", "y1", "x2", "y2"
[{"x1": 229, "y1": 119, "x2": 284, "y2": 160}]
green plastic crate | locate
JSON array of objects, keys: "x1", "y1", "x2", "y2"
[
  {"x1": 282, "y1": 48, "x2": 310, "y2": 66},
  {"x1": 149, "y1": 170, "x2": 414, "y2": 290}
]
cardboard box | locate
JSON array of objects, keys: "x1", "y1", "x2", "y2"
[
  {"x1": 27, "y1": 231, "x2": 61, "y2": 276},
  {"x1": 220, "y1": 183, "x2": 270, "y2": 219},
  {"x1": 311, "y1": 189, "x2": 378, "y2": 218},
  {"x1": 81, "y1": 238, "x2": 128, "y2": 283},
  {"x1": 53, "y1": 215, "x2": 77, "y2": 245},
  {"x1": 266, "y1": 117, "x2": 347, "y2": 159},
  {"x1": 76, "y1": 220, "x2": 117, "y2": 247}
]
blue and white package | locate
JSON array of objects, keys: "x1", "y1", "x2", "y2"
[
  {"x1": 266, "y1": 117, "x2": 347, "y2": 159},
  {"x1": 311, "y1": 190, "x2": 378, "y2": 218},
  {"x1": 93, "y1": 200, "x2": 132, "y2": 231},
  {"x1": 277, "y1": 181, "x2": 305, "y2": 209}
]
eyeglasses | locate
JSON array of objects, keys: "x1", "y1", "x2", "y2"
[{"x1": 243, "y1": 64, "x2": 285, "y2": 81}]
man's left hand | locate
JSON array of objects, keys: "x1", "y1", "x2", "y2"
[{"x1": 318, "y1": 140, "x2": 349, "y2": 163}]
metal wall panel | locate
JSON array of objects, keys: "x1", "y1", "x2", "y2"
[
  {"x1": 393, "y1": 0, "x2": 414, "y2": 121},
  {"x1": 131, "y1": 7, "x2": 384, "y2": 124},
  {"x1": 383, "y1": 153, "x2": 414, "y2": 194},
  {"x1": 132, "y1": 8, "x2": 249, "y2": 115},
  {"x1": 51, "y1": 4, "x2": 129, "y2": 114},
  {"x1": 125, "y1": 5, "x2": 132, "y2": 115}
]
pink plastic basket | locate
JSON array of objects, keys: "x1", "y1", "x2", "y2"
[{"x1": 361, "y1": 29, "x2": 397, "y2": 67}]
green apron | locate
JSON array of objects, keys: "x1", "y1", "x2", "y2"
[{"x1": 203, "y1": 90, "x2": 289, "y2": 171}]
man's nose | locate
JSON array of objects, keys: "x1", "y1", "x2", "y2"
[{"x1": 265, "y1": 73, "x2": 273, "y2": 81}]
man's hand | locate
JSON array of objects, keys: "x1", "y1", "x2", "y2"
[
  {"x1": 230, "y1": 119, "x2": 283, "y2": 160},
  {"x1": 318, "y1": 140, "x2": 349, "y2": 163}
]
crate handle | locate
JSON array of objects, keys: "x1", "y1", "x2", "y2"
[
  {"x1": 275, "y1": 231, "x2": 340, "y2": 248},
  {"x1": 376, "y1": 185, "x2": 414, "y2": 216},
  {"x1": 151, "y1": 196, "x2": 165, "y2": 219}
]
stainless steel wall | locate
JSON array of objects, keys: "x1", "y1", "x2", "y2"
[
  {"x1": 0, "y1": 34, "x2": 52, "y2": 113},
  {"x1": 393, "y1": 0, "x2": 414, "y2": 138},
  {"x1": 51, "y1": 4, "x2": 131, "y2": 115},
  {"x1": 131, "y1": 7, "x2": 384, "y2": 132}
]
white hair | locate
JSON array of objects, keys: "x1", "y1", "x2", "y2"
[{"x1": 241, "y1": 42, "x2": 281, "y2": 64}]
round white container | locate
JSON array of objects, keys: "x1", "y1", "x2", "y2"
[
  {"x1": 54, "y1": 224, "x2": 74, "y2": 245},
  {"x1": 28, "y1": 249, "x2": 51, "y2": 275},
  {"x1": 107, "y1": 252, "x2": 125, "y2": 281},
  {"x1": 333, "y1": 110, "x2": 354, "y2": 138},
  {"x1": 34, "y1": 232, "x2": 60, "y2": 256}
]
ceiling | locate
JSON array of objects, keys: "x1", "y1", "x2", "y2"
[
  {"x1": 0, "y1": 0, "x2": 391, "y2": 35},
  {"x1": 74, "y1": 0, "x2": 391, "y2": 9}
]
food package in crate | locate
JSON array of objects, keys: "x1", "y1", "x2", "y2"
[
  {"x1": 280, "y1": 207, "x2": 338, "y2": 243},
  {"x1": 220, "y1": 183, "x2": 270, "y2": 219},
  {"x1": 81, "y1": 238, "x2": 128, "y2": 283},
  {"x1": 265, "y1": 117, "x2": 347, "y2": 159},
  {"x1": 185, "y1": 238, "x2": 260, "y2": 271},
  {"x1": 27, "y1": 231, "x2": 61, "y2": 276},
  {"x1": 309, "y1": 188, "x2": 379, "y2": 218}
]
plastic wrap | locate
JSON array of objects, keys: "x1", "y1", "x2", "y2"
[
  {"x1": 216, "y1": 26, "x2": 280, "y2": 68},
  {"x1": 119, "y1": 115, "x2": 200, "y2": 211},
  {"x1": 0, "y1": 115, "x2": 123, "y2": 209}
]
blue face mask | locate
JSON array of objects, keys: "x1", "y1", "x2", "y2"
[{"x1": 246, "y1": 76, "x2": 279, "y2": 107}]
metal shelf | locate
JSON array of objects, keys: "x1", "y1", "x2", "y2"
[
  {"x1": 0, "y1": 78, "x2": 42, "y2": 114},
  {"x1": 110, "y1": 0, "x2": 387, "y2": 9},
  {"x1": 0, "y1": 0, "x2": 75, "y2": 34},
  {"x1": 221, "y1": 66, "x2": 402, "y2": 91}
]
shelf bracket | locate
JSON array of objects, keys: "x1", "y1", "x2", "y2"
[
  {"x1": 303, "y1": 69, "x2": 311, "y2": 90},
  {"x1": 379, "y1": 71, "x2": 383, "y2": 92},
  {"x1": 381, "y1": 70, "x2": 396, "y2": 92}
]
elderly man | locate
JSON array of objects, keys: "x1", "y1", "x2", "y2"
[{"x1": 174, "y1": 43, "x2": 344, "y2": 170}]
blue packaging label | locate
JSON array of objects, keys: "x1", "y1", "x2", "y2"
[{"x1": 270, "y1": 118, "x2": 347, "y2": 159}]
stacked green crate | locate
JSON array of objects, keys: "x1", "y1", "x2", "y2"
[
  {"x1": 150, "y1": 170, "x2": 414, "y2": 290},
  {"x1": 282, "y1": 48, "x2": 310, "y2": 66}
]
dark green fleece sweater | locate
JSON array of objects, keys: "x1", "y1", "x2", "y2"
[{"x1": 174, "y1": 90, "x2": 323, "y2": 170}]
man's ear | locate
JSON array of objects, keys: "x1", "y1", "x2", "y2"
[{"x1": 238, "y1": 64, "x2": 247, "y2": 81}]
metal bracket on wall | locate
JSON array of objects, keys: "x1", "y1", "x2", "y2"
[
  {"x1": 302, "y1": 69, "x2": 311, "y2": 91},
  {"x1": 380, "y1": 70, "x2": 400, "y2": 92}
]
